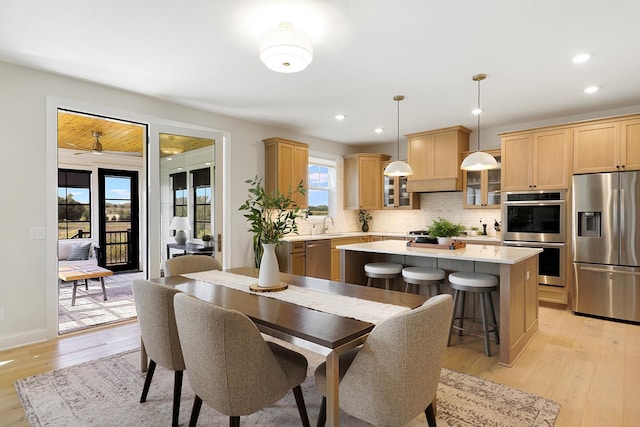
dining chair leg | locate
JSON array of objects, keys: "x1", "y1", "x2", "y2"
[
  {"x1": 316, "y1": 396, "x2": 326, "y2": 427},
  {"x1": 172, "y1": 370, "x2": 183, "y2": 427},
  {"x1": 189, "y1": 395, "x2": 202, "y2": 427},
  {"x1": 140, "y1": 359, "x2": 156, "y2": 402},
  {"x1": 229, "y1": 416, "x2": 240, "y2": 427},
  {"x1": 425, "y1": 403, "x2": 436, "y2": 427},
  {"x1": 292, "y1": 385, "x2": 310, "y2": 427}
]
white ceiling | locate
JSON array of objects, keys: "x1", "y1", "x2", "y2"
[{"x1": 1, "y1": 0, "x2": 639, "y2": 145}]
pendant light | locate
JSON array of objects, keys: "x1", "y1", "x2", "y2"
[
  {"x1": 460, "y1": 73, "x2": 498, "y2": 171},
  {"x1": 383, "y1": 95, "x2": 414, "y2": 177}
]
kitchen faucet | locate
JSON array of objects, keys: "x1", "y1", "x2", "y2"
[{"x1": 323, "y1": 216, "x2": 334, "y2": 233}]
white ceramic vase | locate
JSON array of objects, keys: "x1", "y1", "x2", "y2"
[
  {"x1": 258, "y1": 243, "x2": 281, "y2": 288},
  {"x1": 437, "y1": 237, "x2": 453, "y2": 246}
]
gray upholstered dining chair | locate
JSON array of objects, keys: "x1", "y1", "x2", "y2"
[
  {"x1": 164, "y1": 254, "x2": 222, "y2": 277},
  {"x1": 173, "y1": 293, "x2": 311, "y2": 427},
  {"x1": 314, "y1": 293, "x2": 453, "y2": 427},
  {"x1": 132, "y1": 279, "x2": 185, "y2": 427}
]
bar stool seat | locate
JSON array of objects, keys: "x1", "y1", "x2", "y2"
[
  {"x1": 447, "y1": 271, "x2": 500, "y2": 357},
  {"x1": 364, "y1": 262, "x2": 403, "y2": 290},
  {"x1": 402, "y1": 267, "x2": 445, "y2": 296}
]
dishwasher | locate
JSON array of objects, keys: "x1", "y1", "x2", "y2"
[{"x1": 305, "y1": 239, "x2": 332, "y2": 279}]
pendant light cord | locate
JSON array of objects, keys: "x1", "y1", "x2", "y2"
[
  {"x1": 397, "y1": 98, "x2": 400, "y2": 159},
  {"x1": 477, "y1": 77, "x2": 481, "y2": 151}
]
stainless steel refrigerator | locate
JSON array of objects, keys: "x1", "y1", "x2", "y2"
[{"x1": 573, "y1": 172, "x2": 640, "y2": 322}]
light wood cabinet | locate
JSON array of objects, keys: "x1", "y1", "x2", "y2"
[
  {"x1": 406, "y1": 126, "x2": 470, "y2": 192},
  {"x1": 263, "y1": 137, "x2": 308, "y2": 208},
  {"x1": 330, "y1": 236, "x2": 370, "y2": 281},
  {"x1": 344, "y1": 153, "x2": 390, "y2": 210},
  {"x1": 382, "y1": 163, "x2": 420, "y2": 209},
  {"x1": 462, "y1": 149, "x2": 502, "y2": 208},
  {"x1": 501, "y1": 128, "x2": 571, "y2": 191},
  {"x1": 573, "y1": 117, "x2": 640, "y2": 173}
]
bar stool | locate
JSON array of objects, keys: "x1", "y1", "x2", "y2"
[
  {"x1": 402, "y1": 267, "x2": 445, "y2": 296},
  {"x1": 364, "y1": 262, "x2": 403, "y2": 290},
  {"x1": 447, "y1": 271, "x2": 500, "y2": 357}
]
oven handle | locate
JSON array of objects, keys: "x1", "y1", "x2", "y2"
[
  {"x1": 503, "y1": 200, "x2": 565, "y2": 206},
  {"x1": 503, "y1": 240, "x2": 565, "y2": 248}
]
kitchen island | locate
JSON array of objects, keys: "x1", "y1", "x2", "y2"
[{"x1": 337, "y1": 240, "x2": 542, "y2": 366}]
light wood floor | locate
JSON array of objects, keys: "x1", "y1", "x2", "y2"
[{"x1": 1, "y1": 307, "x2": 639, "y2": 426}]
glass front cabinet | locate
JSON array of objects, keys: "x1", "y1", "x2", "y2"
[
  {"x1": 462, "y1": 149, "x2": 501, "y2": 208},
  {"x1": 382, "y1": 162, "x2": 420, "y2": 209}
]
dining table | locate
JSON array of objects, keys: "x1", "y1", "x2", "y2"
[{"x1": 148, "y1": 266, "x2": 429, "y2": 427}]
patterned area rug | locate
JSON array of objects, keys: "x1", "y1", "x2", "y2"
[
  {"x1": 15, "y1": 346, "x2": 560, "y2": 426},
  {"x1": 58, "y1": 271, "x2": 143, "y2": 333}
]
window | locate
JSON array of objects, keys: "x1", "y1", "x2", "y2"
[
  {"x1": 58, "y1": 169, "x2": 91, "y2": 239},
  {"x1": 307, "y1": 157, "x2": 336, "y2": 218},
  {"x1": 171, "y1": 172, "x2": 188, "y2": 217},
  {"x1": 192, "y1": 167, "x2": 211, "y2": 238}
]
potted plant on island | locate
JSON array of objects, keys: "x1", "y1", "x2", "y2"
[
  {"x1": 358, "y1": 209, "x2": 372, "y2": 232},
  {"x1": 428, "y1": 217, "x2": 466, "y2": 246},
  {"x1": 239, "y1": 176, "x2": 306, "y2": 288}
]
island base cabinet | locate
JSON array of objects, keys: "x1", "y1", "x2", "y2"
[
  {"x1": 339, "y1": 243, "x2": 540, "y2": 367},
  {"x1": 499, "y1": 257, "x2": 539, "y2": 367}
]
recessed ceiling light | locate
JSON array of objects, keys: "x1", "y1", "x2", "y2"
[
  {"x1": 472, "y1": 108, "x2": 483, "y2": 115},
  {"x1": 334, "y1": 114, "x2": 346, "y2": 121},
  {"x1": 572, "y1": 53, "x2": 591, "y2": 63},
  {"x1": 584, "y1": 86, "x2": 599, "y2": 94},
  {"x1": 374, "y1": 128, "x2": 384, "y2": 134}
]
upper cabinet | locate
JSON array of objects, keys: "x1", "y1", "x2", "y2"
[
  {"x1": 382, "y1": 162, "x2": 420, "y2": 209},
  {"x1": 344, "y1": 153, "x2": 390, "y2": 210},
  {"x1": 501, "y1": 128, "x2": 572, "y2": 191},
  {"x1": 573, "y1": 117, "x2": 640, "y2": 174},
  {"x1": 462, "y1": 149, "x2": 502, "y2": 208},
  {"x1": 263, "y1": 137, "x2": 308, "y2": 208},
  {"x1": 406, "y1": 126, "x2": 470, "y2": 192}
]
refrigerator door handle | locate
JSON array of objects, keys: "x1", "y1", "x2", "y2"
[
  {"x1": 619, "y1": 188, "x2": 625, "y2": 260},
  {"x1": 579, "y1": 266, "x2": 640, "y2": 276},
  {"x1": 613, "y1": 188, "x2": 619, "y2": 262}
]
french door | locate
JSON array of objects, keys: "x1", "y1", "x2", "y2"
[{"x1": 98, "y1": 169, "x2": 140, "y2": 271}]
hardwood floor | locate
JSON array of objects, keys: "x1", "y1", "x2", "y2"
[{"x1": 1, "y1": 308, "x2": 639, "y2": 426}]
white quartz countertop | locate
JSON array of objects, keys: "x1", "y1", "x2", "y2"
[
  {"x1": 336, "y1": 239, "x2": 541, "y2": 265},
  {"x1": 281, "y1": 231, "x2": 501, "y2": 243}
]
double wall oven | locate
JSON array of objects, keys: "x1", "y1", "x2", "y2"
[{"x1": 502, "y1": 190, "x2": 566, "y2": 288}]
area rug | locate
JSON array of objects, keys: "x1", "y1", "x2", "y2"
[
  {"x1": 15, "y1": 346, "x2": 560, "y2": 426},
  {"x1": 58, "y1": 271, "x2": 143, "y2": 333}
]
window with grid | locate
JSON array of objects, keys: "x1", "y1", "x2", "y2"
[
  {"x1": 307, "y1": 158, "x2": 336, "y2": 217},
  {"x1": 58, "y1": 169, "x2": 92, "y2": 239},
  {"x1": 192, "y1": 167, "x2": 211, "y2": 238},
  {"x1": 171, "y1": 172, "x2": 188, "y2": 217}
]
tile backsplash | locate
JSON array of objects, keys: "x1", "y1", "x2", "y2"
[{"x1": 295, "y1": 192, "x2": 501, "y2": 236}]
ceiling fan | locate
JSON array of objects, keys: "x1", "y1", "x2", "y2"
[{"x1": 72, "y1": 131, "x2": 141, "y2": 156}]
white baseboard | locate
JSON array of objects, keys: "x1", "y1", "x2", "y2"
[{"x1": 0, "y1": 328, "x2": 48, "y2": 352}]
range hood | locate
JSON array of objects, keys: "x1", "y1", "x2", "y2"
[{"x1": 406, "y1": 178, "x2": 463, "y2": 193}]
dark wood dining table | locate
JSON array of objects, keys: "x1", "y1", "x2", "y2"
[{"x1": 149, "y1": 267, "x2": 429, "y2": 427}]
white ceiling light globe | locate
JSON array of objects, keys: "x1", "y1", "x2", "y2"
[{"x1": 260, "y1": 22, "x2": 313, "y2": 73}]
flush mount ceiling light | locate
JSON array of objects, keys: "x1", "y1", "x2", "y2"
[
  {"x1": 461, "y1": 74, "x2": 499, "y2": 171},
  {"x1": 383, "y1": 95, "x2": 414, "y2": 177},
  {"x1": 260, "y1": 22, "x2": 313, "y2": 73}
]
